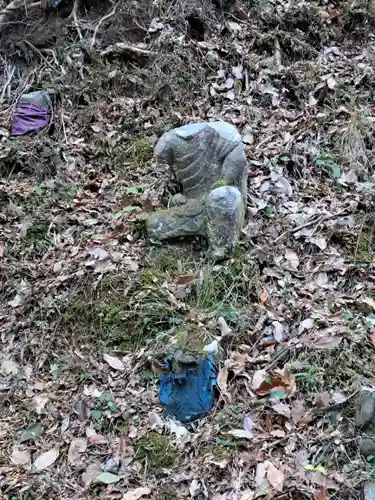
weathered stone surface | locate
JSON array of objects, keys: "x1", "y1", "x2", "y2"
[
  {"x1": 206, "y1": 186, "x2": 244, "y2": 260},
  {"x1": 146, "y1": 122, "x2": 247, "y2": 258},
  {"x1": 356, "y1": 387, "x2": 375, "y2": 427}
]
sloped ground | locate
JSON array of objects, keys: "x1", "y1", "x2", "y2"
[{"x1": 2, "y1": 0, "x2": 375, "y2": 498}]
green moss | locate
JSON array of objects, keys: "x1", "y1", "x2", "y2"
[
  {"x1": 140, "y1": 268, "x2": 159, "y2": 283},
  {"x1": 135, "y1": 432, "x2": 177, "y2": 471},
  {"x1": 214, "y1": 404, "x2": 245, "y2": 430},
  {"x1": 202, "y1": 441, "x2": 235, "y2": 461},
  {"x1": 171, "y1": 323, "x2": 213, "y2": 353},
  {"x1": 102, "y1": 306, "x2": 124, "y2": 326},
  {"x1": 212, "y1": 178, "x2": 227, "y2": 188},
  {"x1": 122, "y1": 139, "x2": 154, "y2": 165},
  {"x1": 23, "y1": 219, "x2": 51, "y2": 252},
  {"x1": 154, "y1": 208, "x2": 170, "y2": 215}
]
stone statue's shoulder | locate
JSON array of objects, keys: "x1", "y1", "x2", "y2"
[{"x1": 173, "y1": 122, "x2": 241, "y2": 143}]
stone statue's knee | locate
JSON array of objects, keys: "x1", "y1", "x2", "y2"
[
  {"x1": 206, "y1": 186, "x2": 245, "y2": 260},
  {"x1": 207, "y1": 186, "x2": 243, "y2": 216}
]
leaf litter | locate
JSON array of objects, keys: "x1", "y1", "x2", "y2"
[{"x1": 1, "y1": 0, "x2": 375, "y2": 498}]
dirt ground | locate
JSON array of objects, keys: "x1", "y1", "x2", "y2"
[{"x1": 2, "y1": 0, "x2": 375, "y2": 498}]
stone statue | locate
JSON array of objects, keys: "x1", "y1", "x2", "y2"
[{"x1": 146, "y1": 122, "x2": 248, "y2": 260}]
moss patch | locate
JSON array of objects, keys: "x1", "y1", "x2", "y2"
[{"x1": 135, "y1": 432, "x2": 177, "y2": 471}]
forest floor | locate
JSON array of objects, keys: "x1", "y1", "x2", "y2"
[{"x1": 2, "y1": 0, "x2": 375, "y2": 498}]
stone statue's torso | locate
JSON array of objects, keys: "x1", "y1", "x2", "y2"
[{"x1": 156, "y1": 122, "x2": 243, "y2": 199}]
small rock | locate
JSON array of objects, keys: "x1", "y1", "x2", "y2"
[
  {"x1": 356, "y1": 387, "x2": 375, "y2": 427},
  {"x1": 360, "y1": 437, "x2": 375, "y2": 458}
]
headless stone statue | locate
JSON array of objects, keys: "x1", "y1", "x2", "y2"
[{"x1": 146, "y1": 122, "x2": 248, "y2": 260}]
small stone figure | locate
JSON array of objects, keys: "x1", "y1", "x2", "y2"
[{"x1": 146, "y1": 122, "x2": 248, "y2": 259}]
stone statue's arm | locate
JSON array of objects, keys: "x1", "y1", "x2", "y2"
[{"x1": 221, "y1": 142, "x2": 248, "y2": 195}]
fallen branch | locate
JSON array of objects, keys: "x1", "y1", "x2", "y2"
[
  {"x1": 68, "y1": 0, "x2": 83, "y2": 40},
  {"x1": 100, "y1": 43, "x2": 156, "y2": 58},
  {"x1": 90, "y1": 3, "x2": 118, "y2": 49}
]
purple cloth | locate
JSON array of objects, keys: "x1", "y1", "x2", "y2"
[{"x1": 12, "y1": 103, "x2": 52, "y2": 136}]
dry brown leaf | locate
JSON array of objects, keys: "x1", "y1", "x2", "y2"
[
  {"x1": 88, "y1": 433, "x2": 107, "y2": 445},
  {"x1": 253, "y1": 368, "x2": 296, "y2": 396},
  {"x1": 259, "y1": 287, "x2": 269, "y2": 304},
  {"x1": 32, "y1": 448, "x2": 59, "y2": 472},
  {"x1": 122, "y1": 487, "x2": 151, "y2": 500},
  {"x1": 10, "y1": 446, "x2": 31, "y2": 466},
  {"x1": 217, "y1": 366, "x2": 231, "y2": 401},
  {"x1": 312, "y1": 336, "x2": 342, "y2": 349},
  {"x1": 265, "y1": 460, "x2": 284, "y2": 492},
  {"x1": 103, "y1": 353, "x2": 125, "y2": 371},
  {"x1": 68, "y1": 438, "x2": 87, "y2": 464}
]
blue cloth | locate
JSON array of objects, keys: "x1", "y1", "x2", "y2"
[{"x1": 159, "y1": 353, "x2": 217, "y2": 423}]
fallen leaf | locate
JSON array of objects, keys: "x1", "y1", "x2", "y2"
[
  {"x1": 20, "y1": 422, "x2": 42, "y2": 442},
  {"x1": 165, "y1": 419, "x2": 188, "y2": 439},
  {"x1": 103, "y1": 353, "x2": 125, "y2": 371},
  {"x1": 227, "y1": 429, "x2": 252, "y2": 439},
  {"x1": 243, "y1": 414, "x2": 253, "y2": 438},
  {"x1": 285, "y1": 249, "x2": 299, "y2": 270},
  {"x1": 73, "y1": 399, "x2": 90, "y2": 421},
  {"x1": 272, "y1": 402, "x2": 290, "y2": 418},
  {"x1": 291, "y1": 400, "x2": 306, "y2": 424},
  {"x1": 122, "y1": 488, "x2": 151, "y2": 500},
  {"x1": 331, "y1": 391, "x2": 346, "y2": 404},
  {"x1": 0, "y1": 359, "x2": 19, "y2": 375},
  {"x1": 149, "y1": 412, "x2": 163, "y2": 429},
  {"x1": 10, "y1": 446, "x2": 31, "y2": 466},
  {"x1": 91, "y1": 123, "x2": 103, "y2": 133},
  {"x1": 304, "y1": 464, "x2": 327, "y2": 474},
  {"x1": 189, "y1": 479, "x2": 201, "y2": 498},
  {"x1": 275, "y1": 177, "x2": 293, "y2": 196},
  {"x1": 299, "y1": 318, "x2": 314, "y2": 334},
  {"x1": 253, "y1": 368, "x2": 296, "y2": 397},
  {"x1": 82, "y1": 462, "x2": 102, "y2": 488},
  {"x1": 218, "y1": 316, "x2": 232, "y2": 336},
  {"x1": 68, "y1": 438, "x2": 87, "y2": 464},
  {"x1": 98, "y1": 471, "x2": 120, "y2": 484},
  {"x1": 265, "y1": 460, "x2": 284, "y2": 492},
  {"x1": 217, "y1": 366, "x2": 231, "y2": 401},
  {"x1": 312, "y1": 336, "x2": 342, "y2": 349},
  {"x1": 175, "y1": 273, "x2": 197, "y2": 285},
  {"x1": 252, "y1": 370, "x2": 267, "y2": 392},
  {"x1": 255, "y1": 462, "x2": 266, "y2": 487},
  {"x1": 8, "y1": 293, "x2": 25, "y2": 308},
  {"x1": 259, "y1": 288, "x2": 269, "y2": 304},
  {"x1": 32, "y1": 448, "x2": 59, "y2": 472},
  {"x1": 272, "y1": 321, "x2": 284, "y2": 341},
  {"x1": 34, "y1": 395, "x2": 48, "y2": 415},
  {"x1": 362, "y1": 297, "x2": 375, "y2": 310},
  {"x1": 85, "y1": 427, "x2": 108, "y2": 445},
  {"x1": 311, "y1": 236, "x2": 327, "y2": 250},
  {"x1": 295, "y1": 448, "x2": 309, "y2": 468}
]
